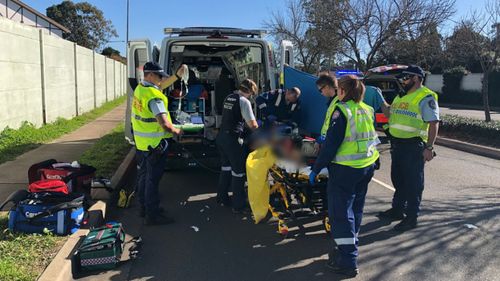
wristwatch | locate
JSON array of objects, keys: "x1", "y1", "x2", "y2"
[{"x1": 425, "y1": 144, "x2": 434, "y2": 151}]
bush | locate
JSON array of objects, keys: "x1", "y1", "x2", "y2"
[
  {"x1": 440, "y1": 114, "x2": 500, "y2": 148},
  {"x1": 441, "y1": 67, "x2": 467, "y2": 103}
]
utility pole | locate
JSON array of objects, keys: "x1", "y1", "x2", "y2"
[{"x1": 126, "y1": 0, "x2": 129, "y2": 57}]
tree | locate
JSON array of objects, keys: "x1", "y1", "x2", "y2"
[
  {"x1": 263, "y1": 0, "x2": 341, "y2": 73},
  {"x1": 444, "y1": 25, "x2": 484, "y2": 73},
  {"x1": 304, "y1": 0, "x2": 455, "y2": 71},
  {"x1": 101, "y1": 47, "x2": 120, "y2": 57},
  {"x1": 47, "y1": 1, "x2": 117, "y2": 50},
  {"x1": 375, "y1": 22, "x2": 445, "y2": 73},
  {"x1": 456, "y1": 0, "x2": 500, "y2": 122}
]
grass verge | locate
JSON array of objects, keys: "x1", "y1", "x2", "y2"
[
  {"x1": 439, "y1": 114, "x2": 500, "y2": 148},
  {"x1": 0, "y1": 95, "x2": 126, "y2": 165},
  {"x1": 0, "y1": 123, "x2": 130, "y2": 280},
  {"x1": 0, "y1": 212, "x2": 66, "y2": 281},
  {"x1": 79, "y1": 123, "x2": 131, "y2": 178}
]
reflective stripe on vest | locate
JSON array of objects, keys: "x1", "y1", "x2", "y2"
[
  {"x1": 332, "y1": 101, "x2": 380, "y2": 168},
  {"x1": 131, "y1": 84, "x2": 173, "y2": 151},
  {"x1": 388, "y1": 86, "x2": 438, "y2": 142},
  {"x1": 321, "y1": 96, "x2": 339, "y2": 136}
]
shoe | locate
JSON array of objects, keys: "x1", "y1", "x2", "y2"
[
  {"x1": 139, "y1": 207, "x2": 165, "y2": 217},
  {"x1": 216, "y1": 197, "x2": 232, "y2": 207},
  {"x1": 144, "y1": 214, "x2": 175, "y2": 225},
  {"x1": 393, "y1": 217, "x2": 417, "y2": 232},
  {"x1": 377, "y1": 208, "x2": 405, "y2": 220},
  {"x1": 326, "y1": 260, "x2": 359, "y2": 278}
]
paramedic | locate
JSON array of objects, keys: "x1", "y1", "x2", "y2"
[
  {"x1": 309, "y1": 75, "x2": 379, "y2": 277},
  {"x1": 256, "y1": 87, "x2": 301, "y2": 126},
  {"x1": 315, "y1": 75, "x2": 339, "y2": 147},
  {"x1": 378, "y1": 65, "x2": 439, "y2": 232},
  {"x1": 216, "y1": 79, "x2": 259, "y2": 214},
  {"x1": 132, "y1": 62, "x2": 185, "y2": 225}
]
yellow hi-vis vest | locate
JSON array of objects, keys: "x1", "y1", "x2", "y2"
[
  {"x1": 388, "y1": 86, "x2": 438, "y2": 143},
  {"x1": 320, "y1": 96, "x2": 339, "y2": 137},
  {"x1": 332, "y1": 101, "x2": 380, "y2": 168},
  {"x1": 131, "y1": 84, "x2": 173, "y2": 151}
]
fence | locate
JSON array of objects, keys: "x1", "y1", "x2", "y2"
[
  {"x1": 0, "y1": 16, "x2": 126, "y2": 130},
  {"x1": 425, "y1": 74, "x2": 484, "y2": 94}
]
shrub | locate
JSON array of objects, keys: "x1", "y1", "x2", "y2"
[
  {"x1": 440, "y1": 114, "x2": 500, "y2": 148},
  {"x1": 441, "y1": 67, "x2": 467, "y2": 103}
]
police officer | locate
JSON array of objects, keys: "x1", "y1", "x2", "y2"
[
  {"x1": 315, "y1": 75, "x2": 339, "y2": 147},
  {"x1": 256, "y1": 87, "x2": 301, "y2": 126},
  {"x1": 216, "y1": 79, "x2": 259, "y2": 214},
  {"x1": 309, "y1": 75, "x2": 379, "y2": 277},
  {"x1": 378, "y1": 65, "x2": 439, "y2": 232},
  {"x1": 132, "y1": 62, "x2": 185, "y2": 225}
]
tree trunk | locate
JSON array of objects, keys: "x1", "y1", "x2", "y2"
[{"x1": 482, "y1": 72, "x2": 491, "y2": 122}]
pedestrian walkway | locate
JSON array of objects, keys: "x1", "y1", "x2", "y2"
[{"x1": 0, "y1": 103, "x2": 126, "y2": 202}]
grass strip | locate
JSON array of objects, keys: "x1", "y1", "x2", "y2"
[
  {"x1": 0, "y1": 212, "x2": 66, "y2": 281},
  {"x1": 79, "y1": 124, "x2": 131, "y2": 178},
  {"x1": 0, "y1": 96, "x2": 126, "y2": 165}
]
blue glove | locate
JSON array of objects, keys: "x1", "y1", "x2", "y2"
[
  {"x1": 309, "y1": 171, "x2": 317, "y2": 186},
  {"x1": 316, "y1": 135, "x2": 326, "y2": 145},
  {"x1": 257, "y1": 120, "x2": 263, "y2": 127}
]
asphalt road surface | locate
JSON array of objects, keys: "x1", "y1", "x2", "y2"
[
  {"x1": 440, "y1": 106, "x2": 500, "y2": 121},
  {"x1": 106, "y1": 140, "x2": 499, "y2": 281}
]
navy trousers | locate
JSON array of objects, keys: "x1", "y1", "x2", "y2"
[
  {"x1": 328, "y1": 163, "x2": 375, "y2": 269},
  {"x1": 390, "y1": 140, "x2": 425, "y2": 219},
  {"x1": 216, "y1": 132, "x2": 248, "y2": 210},
  {"x1": 135, "y1": 141, "x2": 168, "y2": 218}
]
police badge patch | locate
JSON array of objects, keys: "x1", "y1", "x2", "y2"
[{"x1": 428, "y1": 99, "x2": 437, "y2": 110}]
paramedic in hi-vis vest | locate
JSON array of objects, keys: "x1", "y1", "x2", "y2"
[
  {"x1": 309, "y1": 75, "x2": 380, "y2": 278},
  {"x1": 132, "y1": 62, "x2": 185, "y2": 226},
  {"x1": 216, "y1": 79, "x2": 259, "y2": 214},
  {"x1": 378, "y1": 65, "x2": 439, "y2": 232},
  {"x1": 315, "y1": 75, "x2": 339, "y2": 151}
]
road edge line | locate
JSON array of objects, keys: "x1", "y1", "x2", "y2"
[{"x1": 372, "y1": 177, "x2": 395, "y2": 192}]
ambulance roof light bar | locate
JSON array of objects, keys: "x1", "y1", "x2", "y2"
[{"x1": 164, "y1": 27, "x2": 268, "y2": 38}]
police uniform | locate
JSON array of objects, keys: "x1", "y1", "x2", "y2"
[
  {"x1": 383, "y1": 71, "x2": 439, "y2": 229},
  {"x1": 256, "y1": 89, "x2": 300, "y2": 126},
  {"x1": 131, "y1": 68, "x2": 173, "y2": 221},
  {"x1": 311, "y1": 100, "x2": 379, "y2": 276},
  {"x1": 216, "y1": 92, "x2": 256, "y2": 211},
  {"x1": 316, "y1": 96, "x2": 339, "y2": 144}
]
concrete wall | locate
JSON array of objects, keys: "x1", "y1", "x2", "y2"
[
  {"x1": 94, "y1": 53, "x2": 107, "y2": 107},
  {"x1": 0, "y1": 16, "x2": 43, "y2": 129},
  {"x1": 425, "y1": 73, "x2": 484, "y2": 94},
  {"x1": 0, "y1": 16, "x2": 126, "y2": 130},
  {"x1": 425, "y1": 74, "x2": 444, "y2": 93},
  {"x1": 76, "y1": 45, "x2": 94, "y2": 114},
  {"x1": 43, "y1": 32, "x2": 77, "y2": 123}
]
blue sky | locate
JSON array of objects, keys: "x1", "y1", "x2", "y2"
[{"x1": 24, "y1": 0, "x2": 487, "y2": 55}]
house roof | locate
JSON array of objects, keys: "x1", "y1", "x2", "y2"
[{"x1": 10, "y1": 0, "x2": 70, "y2": 33}]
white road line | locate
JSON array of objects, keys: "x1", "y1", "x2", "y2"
[{"x1": 372, "y1": 177, "x2": 395, "y2": 192}]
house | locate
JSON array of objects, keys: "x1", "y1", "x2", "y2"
[{"x1": 0, "y1": 0, "x2": 69, "y2": 37}]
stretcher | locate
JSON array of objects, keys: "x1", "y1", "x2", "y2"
[
  {"x1": 268, "y1": 161, "x2": 330, "y2": 236},
  {"x1": 246, "y1": 144, "x2": 331, "y2": 236}
]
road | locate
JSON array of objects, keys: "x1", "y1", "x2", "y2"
[
  {"x1": 103, "y1": 140, "x2": 499, "y2": 281},
  {"x1": 440, "y1": 106, "x2": 500, "y2": 121}
]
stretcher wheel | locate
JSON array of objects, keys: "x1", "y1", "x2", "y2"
[
  {"x1": 278, "y1": 220, "x2": 289, "y2": 237},
  {"x1": 323, "y1": 216, "x2": 331, "y2": 233}
]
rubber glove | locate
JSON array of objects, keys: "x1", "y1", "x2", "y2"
[
  {"x1": 316, "y1": 135, "x2": 326, "y2": 145},
  {"x1": 309, "y1": 171, "x2": 317, "y2": 186}
]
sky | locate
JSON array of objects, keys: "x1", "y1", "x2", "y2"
[{"x1": 23, "y1": 0, "x2": 488, "y2": 55}]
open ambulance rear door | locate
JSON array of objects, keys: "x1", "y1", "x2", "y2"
[{"x1": 125, "y1": 40, "x2": 152, "y2": 144}]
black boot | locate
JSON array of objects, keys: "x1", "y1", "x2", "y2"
[
  {"x1": 326, "y1": 261, "x2": 359, "y2": 278},
  {"x1": 377, "y1": 208, "x2": 405, "y2": 220},
  {"x1": 393, "y1": 217, "x2": 417, "y2": 232}
]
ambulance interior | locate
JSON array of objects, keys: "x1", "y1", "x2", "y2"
[{"x1": 166, "y1": 43, "x2": 266, "y2": 141}]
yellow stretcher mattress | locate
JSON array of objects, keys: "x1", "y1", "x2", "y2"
[{"x1": 246, "y1": 146, "x2": 276, "y2": 223}]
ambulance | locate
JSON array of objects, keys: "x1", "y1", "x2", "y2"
[{"x1": 125, "y1": 27, "x2": 294, "y2": 168}]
